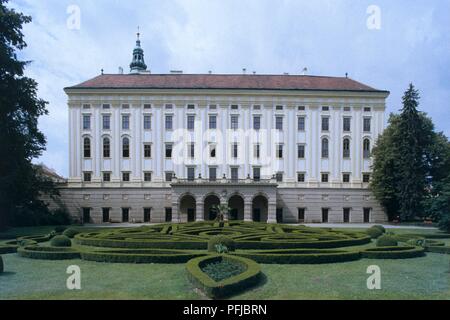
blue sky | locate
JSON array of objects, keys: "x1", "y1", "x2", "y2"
[{"x1": 9, "y1": 0, "x2": 450, "y2": 177}]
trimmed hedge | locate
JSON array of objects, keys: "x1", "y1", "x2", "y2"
[
  {"x1": 234, "y1": 248, "x2": 361, "y2": 264},
  {"x1": 0, "y1": 255, "x2": 3, "y2": 273},
  {"x1": 208, "y1": 236, "x2": 236, "y2": 252},
  {"x1": 50, "y1": 235, "x2": 72, "y2": 247},
  {"x1": 361, "y1": 246, "x2": 425, "y2": 259},
  {"x1": 63, "y1": 228, "x2": 80, "y2": 239},
  {"x1": 18, "y1": 246, "x2": 81, "y2": 260},
  {"x1": 18, "y1": 234, "x2": 51, "y2": 243},
  {"x1": 426, "y1": 246, "x2": 450, "y2": 254},
  {"x1": 186, "y1": 255, "x2": 262, "y2": 299},
  {"x1": 376, "y1": 235, "x2": 398, "y2": 247},
  {"x1": 0, "y1": 245, "x2": 18, "y2": 254},
  {"x1": 80, "y1": 249, "x2": 206, "y2": 264},
  {"x1": 366, "y1": 227, "x2": 383, "y2": 239},
  {"x1": 372, "y1": 225, "x2": 386, "y2": 233}
]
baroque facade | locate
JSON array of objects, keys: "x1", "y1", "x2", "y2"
[{"x1": 59, "y1": 35, "x2": 390, "y2": 224}]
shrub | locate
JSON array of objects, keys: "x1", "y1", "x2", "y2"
[
  {"x1": 208, "y1": 236, "x2": 236, "y2": 252},
  {"x1": 54, "y1": 226, "x2": 66, "y2": 233},
  {"x1": 50, "y1": 235, "x2": 72, "y2": 247},
  {"x1": 366, "y1": 227, "x2": 383, "y2": 239},
  {"x1": 0, "y1": 245, "x2": 18, "y2": 254},
  {"x1": 372, "y1": 225, "x2": 386, "y2": 233},
  {"x1": 18, "y1": 246, "x2": 80, "y2": 260},
  {"x1": 362, "y1": 246, "x2": 425, "y2": 259},
  {"x1": 63, "y1": 228, "x2": 79, "y2": 239},
  {"x1": 0, "y1": 256, "x2": 3, "y2": 273},
  {"x1": 376, "y1": 235, "x2": 398, "y2": 247}
]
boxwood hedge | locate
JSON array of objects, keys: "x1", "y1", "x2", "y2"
[
  {"x1": 425, "y1": 246, "x2": 450, "y2": 254},
  {"x1": 0, "y1": 255, "x2": 3, "y2": 273},
  {"x1": 361, "y1": 246, "x2": 425, "y2": 259},
  {"x1": 0, "y1": 245, "x2": 18, "y2": 254},
  {"x1": 186, "y1": 255, "x2": 262, "y2": 299},
  {"x1": 17, "y1": 246, "x2": 81, "y2": 260}
]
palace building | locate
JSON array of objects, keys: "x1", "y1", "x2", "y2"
[{"x1": 59, "y1": 34, "x2": 390, "y2": 224}]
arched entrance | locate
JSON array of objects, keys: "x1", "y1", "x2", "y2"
[
  {"x1": 204, "y1": 194, "x2": 220, "y2": 221},
  {"x1": 252, "y1": 195, "x2": 268, "y2": 222},
  {"x1": 228, "y1": 194, "x2": 244, "y2": 221},
  {"x1": 179, "y1": 194, "x2": 196, "y2": 222}
]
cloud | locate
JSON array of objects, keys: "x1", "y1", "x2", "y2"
[{"x1": 8, "y1": 0, "x2": 450, "y2": 176}]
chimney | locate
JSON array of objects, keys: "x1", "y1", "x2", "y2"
[
  {"x1": 302, "y1": 67, "x2": 308, "y2": 75},
  {"x1": 118, "y1": 67, "x2": 124, "y2": 74},
  {"x1": 242, "y1": 68, "x2": 246, "y2": 75}
]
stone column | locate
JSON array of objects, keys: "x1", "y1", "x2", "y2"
[
  {"x1": 267, "y1": 202, "x2": 277, "y2": 224},
  {"x1": 172, "y1": 202, "x2": 180, "y2": 223},
  {"x1": 196, "y1": 198, "x2": 204, "y2": 222},
  {"x1": 244, "y1": 200, "x2": 252, "y2": 222}
]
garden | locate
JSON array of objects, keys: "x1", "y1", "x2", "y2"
[{"x1": 0, "y1": 222, "x2": 449, "y2": 299}]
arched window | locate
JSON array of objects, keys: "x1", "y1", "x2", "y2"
[
  {"x1": 122, "y1": 137, "x2": 130, "y2": 158},
  {"x1": 343, "y1": 138, "x2": 350, "y2": 158},
  {"x1": 363, "y1": 139, "x2": 371, "y2": 159},
  {"x1": 103, "y1": 138, "x2": 110, "y2": 158},
  {"x1": 321, "y1": 138, "x2": 329, "y2": 158},
  {"x1": 83, "y1": 137, "x2": 91, "y2": 158}
]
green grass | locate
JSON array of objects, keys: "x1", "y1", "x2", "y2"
[{"x1": 1, "y1": 225, "x2": 449, "y2": 300}]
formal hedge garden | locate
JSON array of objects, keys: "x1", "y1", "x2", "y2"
[{"x1": 2, "y1": 221, "x2": 450, "y2": 298}]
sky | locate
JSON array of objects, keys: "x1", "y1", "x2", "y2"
[{"x1": 8, "y1": 0, "x2": 450, "y2": 177}]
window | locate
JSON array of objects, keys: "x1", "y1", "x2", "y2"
[
  {"x1": 275, "y1": 116, "x2": 283, "y2": 130},
  {"x1": 187, "y1": 104, "x2": 195, "y2": 110},
  {"x1": 253, "y1": 105, "x2": 261, "y2": 110},
  {"x1": 144, "y1": 144, "x2": 151, "y2": 158},
  {"x1": 206, "y1": 144, "x2": 215, "y2": 158},
  {"x1": 343, "y1": 117, "x2": 351, "y2": 132},
  {"x1": 253, "y1": 167, "x2": 261, "y2": 181},
  {"x1": 343, "y1": 208, "x2": 350, "y2": 223},
  {"x1": 209, "y1": 167, "x2": 217, "y2": 181},
  {"x1": 343, "y1": 173, "x2": 350, "y2": 183},
  {"x1": 297, "y1": 172, "x2": 305, "y2": 182},
  {"x1": 363, "y1": 174, "x2": 371, "y2": 183},
  {"x1": 103, "y1": 138, "x2": 110, "y2": 158},
  {"x1": 102, "y1": 208, "x2": 110, "y2": 223},
  {"x1": 230, "y1": 115, "x2": 239, "y2": 129},
  {"x1": 144, "y1": 115, "x2": 151, "y2": 130},
  {"x1": 187, "y1": 167, "x2": 195, "y2": 181},
  {"x1": 83, "y1": 137, "x2": 91, "y2": 158},
  {"x1": 321, "y1": 117, "x2": 329, "y2": 131},
  {"x1": 364, "y1": 118, "x2": 371, "y2": 132},
  {"x1": 143, "y1": 104, "x2": 152, "y2": 109},
  {"x1": 254, "y1": 144, "x2": 260, "y2": 158},
  {"x1": 321, "y1": 138, "x2": 329, "y2": 158},
  {"x1": 165, "y1": 104, "x2": 173, "y2": 110},
  {"x1": 364, "y1": 107, "x2": 372, "y2": 112},
  {"x1": 209, "y1": 104, "x2": 217, "y2": 110},
  {"x1": 122, "y1": 172, "x2": 130, "y2": 182},
  {"x1": 82, "y1": 208, "x2": 91, "y2": 223},
  {"x1": 165, "y1": 208, "x2": 172, "y2": 222},
  {"x1": 276, "y1": 144, "x2": 283, "y2": 159},
  {"x1": 322, "y1": 208, "x2": 329, "y2": 223},
  {"x1": 122, "y1": 104, "x2": 130, "y2": 109},
  {"x1": 144, "y1": 172, "x2": 152, "y2": 182},
  {"x1": 276, "y1": 105, "x2": 284, "y2": 111},
  {"x1": 165, "y1": 115, "x2": 173, "y2": 130},
  {"x1": 103, "y1": 172, "x2": 111, "y2": 182},
  {"x1": 343, "y1": 138, "x2": 350, "y2": 158},
  {"x1": 344, "y1": 106, "x2": 351, "y2": 112},
  {"x1": 102, "y1": 104, "x2": 110, "y2": 109},
  {"x1": 165, "y1": 172, "x2": 173, "y2": 182},
  {"x1": 144, "y1": 208, "x2": 151, "y2": 222},
  {"x1": 276, "y1": 172, "x2": 283, "y2": 182},
  {"x1": 298, "y1": 106, "x2": 306, "y2": 111},
  {"x1": 122, "y1": 115, "x2": 130, "y2": 130},
  {"x1": 321, "y1": 173, "x2": 329, "y2": 183},
  {"x1": 232, "y1": 143, "x2": 238, "y2": 158},
  {"x1": 103, "y1": 115, "x2": 111, "y2": 130},
  {"x1": 83, "y1": 104, "x2": 91, "y2": 109},
  {"x1": 231, "y1": 167, "x2": 239, "y2": 181},
  {"x1": 322, "y1": 106, "x2": 330, "y2": 111},
  {"x1": 165, "y1": 144, "x2": 173, "y2": 158},
  {"x1": 253, "y1": 116, "x2": 261, "y2": 130},
  {"x1": 297, "y1": 145, "x2": 305, "y2": 159},
  {"x1": 231, "y1": 105, "x2": 239, "y2": 110},
  {"x1": 122, "y1": 137, "x2": 130, "y2": 158},
  {"x1": 363, "y1": 208, "x2": 371, "y2": 223},
  {"x1": 276, "y1": 208, "x2": 283, "y2": 223},
  {"x1": 298, "y1": 117, "x2": 305, "y2": 131},
  {"x1": 298, "y1": 208, "x2": 306, "y2": 222},
  {"x1": 83, "y1": 115, "x2": 91, "y2": 130},
  {"x1": 209, "y1": 115, "x2": 217, "y2": 129},
  {"x1": 363, "y1": 139, "x2": 371, "y2": 158},
  {"x1": 83, "y1": 172, "x2": 91, "y2": 182},
  {"x1": 188, "y1": 143, "x2": 195, "y2": 158},
  {"x1": 187, "y1": 115, "x2": 195, "y2": 130},
  {"x1": 122, "y1": 208, "x2": 129, "y2": 223}
]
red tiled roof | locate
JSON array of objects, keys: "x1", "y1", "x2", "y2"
[{"x1": 66, "y1": 74, "x2": 387, "y2": 93}]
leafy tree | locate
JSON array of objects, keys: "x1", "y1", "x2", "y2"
[
  {"x1": 0, "y1": 0, "x2": 57, "y2": 230},
  {"x1": 423, "y1": 175, "x2": 450, "y2": 232},
  {"x1": 371, "y1": 84, "x2": 447, "y2": 221}
]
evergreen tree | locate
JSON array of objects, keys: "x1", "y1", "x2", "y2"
[{"x1": 0, "y1": 0, "x2": 56, "y2": 230}]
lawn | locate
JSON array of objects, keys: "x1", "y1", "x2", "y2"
[{"x1": 0, "y1": 225, "x2": 449, "y2": 300}]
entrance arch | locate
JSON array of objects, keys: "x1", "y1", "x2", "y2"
[
  {"x1": 179, "y1": 194, "x2": 196, "y2": 222},
  {"x1": 204, "y1": 194, "x2": 220, "y2": 221},
  {"x1": 252, "y1": 195, "x2": 268, "y2": 222},
  {"x1": 228, "y1": 194, "x2": 245, "y2": 221}
]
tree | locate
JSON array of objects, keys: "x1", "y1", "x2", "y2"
[
  {"x1": 371, "y1": 84, "x2": 446, "y2": 221},
  {"x1": 0, "y1": 0, "x2": 55, "y2": 230},
  {"x1": 211, "y1": 204, "x2": 231, "y2": 222},
  {"x1": 423, "y1": 175, "x2": 450, "y2": 232}
]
